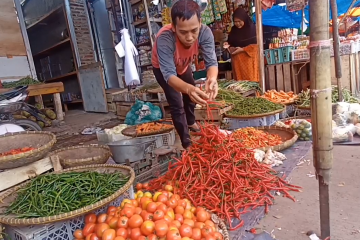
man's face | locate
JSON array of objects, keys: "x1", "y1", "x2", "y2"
[{"x1": 172, "y1": 15, "x2": 201, "y2": 48}]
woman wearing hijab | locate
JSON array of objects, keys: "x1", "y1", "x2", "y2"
[{"x1": 223, "y1": 8, "x2": 259, "y2": 82}]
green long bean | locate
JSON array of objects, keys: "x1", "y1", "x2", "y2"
[{"x1": 6, "y1": 172, "x2": 130, "y2": 218}]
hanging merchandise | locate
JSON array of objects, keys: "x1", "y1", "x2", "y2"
[
  {"x1": 115, "y1": 29, "x2": 140, "y2": 86},
  {"x1": 201, "y1": 3, "x2": 215, "y2": 24},
  {"x1": 161, "y1": 7, "x2": 172, "y2": 25}
]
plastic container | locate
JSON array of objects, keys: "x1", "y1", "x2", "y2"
[
  {"x1": 264, "y1": 49, "x2": 275, "y2": 65},
  {"x1": 281, "y1": 46, "x2": 294, "y2": 62},
  {"x1": 291, "y1": 49, "x2": 310, "y2": 61},
  {"x1": 273, "y1": 48, "x2": 283, "y2": 63},
  {"x1": 3, "y1": 186, "x2": 134, "y2": 240}
]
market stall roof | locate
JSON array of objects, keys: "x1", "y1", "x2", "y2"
[{"x1": 255, "y1": 0, "x2": 360, "y2": 28}]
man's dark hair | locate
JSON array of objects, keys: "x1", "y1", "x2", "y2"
[{"x1": 171, "y1": 0, "x2": 200, "y2": 26}]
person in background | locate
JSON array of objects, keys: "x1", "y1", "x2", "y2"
[
  {"x1": 223, "y1": 7, "x2": 259, "y2": 82},
  {"x1": 151, "y1": 0, "x2": 219, "y2": 150}
]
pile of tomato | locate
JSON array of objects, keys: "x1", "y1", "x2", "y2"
[{"x1": 73, "y1": 185, "x2": 224, "y2": 240}]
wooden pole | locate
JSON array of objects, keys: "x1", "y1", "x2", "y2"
[
  {"x1": 309, "y1": 0, "x2": 333, "y2": 239},
  {"x1": 255, "y1": 0, "x2": 265, "y2": 92},
  {"x1": 330, "y1": 0, "x2": 343, "y2": 101}
]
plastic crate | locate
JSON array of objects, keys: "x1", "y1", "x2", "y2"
[
  {"x1": 264, "y1": 49, "x2": 275, "y2": 65},
  {"x1": 222, "y1": 114, "x2": 279, "y2": 130},
  {"x1": 139, "y1": 130, "x2": 176, "y2": 153},
  {"x1": 3, "y1": 187, "x2": 134, "y2": 240},
  {"x1": 281, "y1": 46, "x2": 294, "y2": 62},
  {"x1": 273, "y1": 48, "x2": 283, "y2": 63},
  {"x1": 291, "y1": 49, "x2": 310, "y2": 61}
]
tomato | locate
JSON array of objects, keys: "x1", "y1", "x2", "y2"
[
  {"x1": 190, "y1": 207, "x2": 196, "y2": 214},
  {"x1": 134, "y1": 207, "x2": 143, "y2": 215},
  {"x1": 194, "y1": 222, "x2": 205, "y2": 229},
  {"x1": 138, "y1": 236, "x2": 147, "y2": 240},
  {"x1": 144, "y1": 192, "x2": 153, "y2": 199},
  {"x1": 141, "y1": 211, "x2": 154, "y2": 221},
  {"x1": 146, "y1": 202, "x2": 158, "y2": 213},
  {"x1": 129, "y1": 214, "x2": 144, "y2": 228},
  {"x1": 196, "y1": 210, "x2": 208, "y2": 223},
  {"x1": 136, "y1": 183, "x2": 143, "y2": 190},
  {"x1": 174, "y1": 214, "x2": 183, "y2": 223},
  {"x1": 179, "y1": 224, "x2": 192, "y2": 238},
  {"x1": 121, "y1": 207, "x2": 135, "y2": 218},
  {"x1": 147, "y1": 234, "x2": 159, "y2": 240},
  {"x1": 163, "y1": 215, "x2": 173, "y2": 223},
  {"x1": 172, "y1": 194, "x2": 180, "y2": 200},
  {"x1": 107, "y1": 206, "x2": 117, "y2": 216},
  {"x1": 166, "y1": 209, "x2": 175, "y2": 220},
  {"x1": 164, "y1": 185, "x2": 174, "y2": 192},
  {"x1": 154, "y1": 220, "x2": 169, "y2": 238},
  {"x1": 86, "y1": 233, "x2": 99, "y2": 240},
  {"x1": 205, "y1": 234, "x2": 216, "y2": 240},
  {"x1": 85, "y1": 213, "x2": 97, "y2": 224},
  {"x1": 107, "y1": 217, "x2": 118, "y2": 229},
  {"x1": 102, "y1": 229, "x2": 116, "y2": 240},
  {"x1": 82, "y1": 223, "x2": 96, "y2": 236},
  {"x1": 213, "y1": 232, "x2": 223, "y2": 240},
  {"x1": 153, "y1": 210, "x2": 165, "y2": 221},
  {"x1": 157, "y1": 195, "x2": 168, "y2": 203},
  {"x1": 114, "y1": 237, "x2": 126, "y2": 240},
  {"x1": 195, "y1": 207, "x2": 205, "y2": 215},
  {"x1": 142, "y1": 200, "x2": 153, "y2": 210},
  {"x1": 156, "y1": 203, "x2": 168, "y2": 213},
  {"x1": 201, "y1": 226, "x2": 213, "y2": 238},
  {"x1": 166, "y1": 198, "x2": 178, "y2": 209},
  {"x1": 191, "y1": 228, "x2": 202, "y2": 240},
  {"x1": 183, "y1": 210, "x2": 193, "y2": 220},
  {"x1": 166, "y1": 229, "x2": 181, "y2": 240},
  {"x1": 177, "y1": 200, "x2": 186, "y2": 208},
  {"x1": 74, "y1": 229, "x2": 84, "y2": 239},
  {"x1": 130, "y1": 228, "x2": 142, "y2": 240},
  {"x1": 95, "y1": 223, "x2": 110, "y2": 238},
  {"x1": 204, "y1": 220, "x2": 215, "y2": 229},
  {"x1": 143, "y1": 183, "x2": 149, "y2": 190},
  {"x1": 174, "y1": 206, "x2": 185, "y2": 215},
  {"x1": 153, "y1": 192, "x2": 162, "y2": 201},
  {"x1": 97, "y1": 213, "x2": 108, "y2": 223},
  {"x1": 121, "y1": 199, "x2": 133, "y2": 208},
  {"x1": 117, "y1": 216, "x2": 129, "y2": 228},
  {"x1": 106, "y1": 216, "x2": 114, "y2": 224},
  {"x1": 183, "y1": 219, "x2": 194, "y2": 228},
  {"x1": 171, "y1": 220, "x2": 181, "y2": 229},
  {"x1": 141, "y1": 220, "x2": 155, "y2": 236},
  {"x1": 132, "y1": 200, "x2": 139, "y2": 207},
  {"x1": 116, "y1": 228, "x2": 128, "y2": 238}
]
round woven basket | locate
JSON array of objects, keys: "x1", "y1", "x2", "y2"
[
  {"x1": 147, "y1": 87, "x2": 164, "y2": 94},
  {"x1": 210, "y1": 213, "x2": 230, "y2": 240},
  {"x1": 225, "y1": 105, "x2": 286, "y2": 119},
  {"x1": 49, "y1": 145, "x2": 112, "y2": 169},
  {"x1": 0, "y1": 164, "x2": 135, "y2": 226},
  {"x1": 296, "y1": 105, "x2": 311, "y2": 110},
  {"x1": 0, "y1": 131, "x2": 56, "y2": 170},
  {"x1": 122, "y1": 124, "x2": 174, "y2": 137},
  {"x1": 255, "y1": 126, "x2": 298, "y2": 152}
]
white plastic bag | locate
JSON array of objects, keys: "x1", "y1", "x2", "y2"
[
  {"x1": 290, "y1": 119, "x2": 312, "y2": 141},
  {"x1": 349, "y1": 111, "x2": 360, "y2": 124},
  {"x1": 348, "y1": 103, "x2": 360, "y2": 113},
  {"x1": 332, "y1": 113, "x2": 348, "y2": 126},
  {"x1": 355, "y1": 123, "x2": 360, "y2": 136},
  {"x1": 332, "y1": 127, "x2": 354, "y2": 143},
  {"x1": 332, "y1": 102, "x2": 350, "y2": 114}
]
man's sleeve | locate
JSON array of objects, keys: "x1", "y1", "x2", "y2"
[
  {"x1": 156, "y1": 33, "x2": 177, "y2": 83},
  {"x1": 199, "y1": 26, "x2": 218, "y2": 69}
]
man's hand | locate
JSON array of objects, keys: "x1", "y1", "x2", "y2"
[
  {"x1": 205, "y1": 78, "x2": 218, "y2": 101},
  {"x1": 186, "y1": 85, "x2": 209, "y2": 105}
]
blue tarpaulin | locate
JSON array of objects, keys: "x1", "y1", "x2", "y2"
[{"x1": 254, "y1": 0, "x2": 360, "y2": 28}]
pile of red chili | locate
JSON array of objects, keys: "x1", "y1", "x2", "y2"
[
  {"x1": 147, "y1": 123, "x2": 301, "y2": 230},
  {"x1": 0, "y1": 147, "x2": 35, "y2": 157},
  {"x1": 231, "y1": 127, "x2": 283, "y2": 149}
]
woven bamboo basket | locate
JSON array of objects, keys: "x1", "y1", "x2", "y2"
[
  {"x1": 49, "y1": 145, "x2": 112, "y2": 169},
  {"x1": 0, "y1": 131, "x2": 56, "y2": 170},
  {"x1": 255, "y1": 126, "x2": 298, "y2": 152},
  {"x1": 296, "y1": 105, "x2": 311, "y2": 110},
  {"x1": 122, "y1": 124, "x2": 174, "y2": 137},
  {"x1": 0, "y1": 164, "x2": 135, "y2": 226},
  {"x1": 225, "y1": 105, "x2": 286, "y2": 119}
]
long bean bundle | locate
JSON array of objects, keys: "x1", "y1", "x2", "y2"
[{"x1": 6, "y1": 172, "x2": 130, "y2": 218}]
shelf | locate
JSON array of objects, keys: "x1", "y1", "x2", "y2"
[
  {"x1": 26, "y1": 6, "x2": 63, "y2": 30},
  {"x1": 33, "y1": 38, "x2": 70, "y2": 57},
  {"x1": 133, "y1": 19, "x2": 147, "y2": 26},
  {"x1": 129, "y1": 0, "x2": 142, "y2": 5},
  {"x1": 149, "y1": 17, "x2": 162, "y2": 23},
  {"x1": 64, "y1": 100, "x2": 83, "y2": 104},
  {"x1": 45, "y1": 71, "x2": 77, "y2": 83}
]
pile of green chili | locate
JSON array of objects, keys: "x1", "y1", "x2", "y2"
[
  {"x1": 216, "y1": 89, "x2": 284, "y2": 116},
  {"x1": 6, "y1": 171, "x2": 130, "y2": 218}
]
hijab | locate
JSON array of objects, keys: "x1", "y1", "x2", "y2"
[{"x1": 227, "y1": 8, "x2": 257, "y2": 48}]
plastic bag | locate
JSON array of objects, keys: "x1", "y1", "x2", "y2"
[
  {"x1": 124, "y1": 100, "x2": 163, "y2": 125},
  {"x1": 349, "y1": 111, "x2": 360, "y2": 124},
  {"x1": 290, "y1": 119, "x2": 312, "y2": 141},
  {"x1": 332, "y1": 102, "x2": 350, "y2": 114},
  {"x1": 348, "y1": 103, "x2": 360, "y2": 113},
  {"x1": 332, "y1": 127, "x2": 354, "y2": 143},
  {"x1": 332, "y1": 113, "x2": 348, "y2": 126},
  {"x1": 355, "y1": 123, "x2": 360, "y2": 136}
]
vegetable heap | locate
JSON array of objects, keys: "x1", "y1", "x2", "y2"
[
  {"x1": 257, "y1": 90, "x2": 298, "y2": 104},
  {"x1": 0, "y1": 147, "x2": 35, "y2": 157},
  {"x1": 232, "y1": 127, "x2": 283, "y2": 148},
  {"x1": 2, "y1": 76, "x2": 40, "y2": 88},
  {"x1": 74, "y1": 187, "x2": 225, "y2": 240},
  {"x1": 147, "y1": 123, "x2": 301, "y2": 230},
  {"x1": 6, "y1": 172, "x2": 130, "y2": 218},
  {"x1": 218, "y1": 80, "x2": 261, "y2": 94},
  {"x1": 217, "y1": 89, "x2": 284, "y2": 116},
  {"x1": 136, "y1": 122, "x2": 173, "y2": 135}
]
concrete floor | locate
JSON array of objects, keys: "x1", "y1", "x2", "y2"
[{"x1": 258, "y1": 145, "x2": 360, "y2": 240}]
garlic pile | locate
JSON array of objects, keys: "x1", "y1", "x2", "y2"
[
  {"x1": 254, "y1": 149, "x2": 287, "y2": 167},
  {"x1": 104, "y1": 124, "x2": 128, "y2": 135}
]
